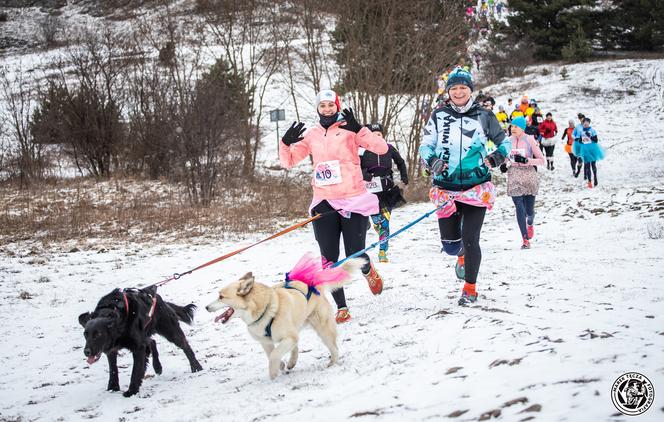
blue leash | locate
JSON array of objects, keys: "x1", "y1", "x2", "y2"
[{"x1": 332, "y1": 205, "x2": 443, "y2": 268}]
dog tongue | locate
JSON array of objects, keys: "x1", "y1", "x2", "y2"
[
  {"x1": 214, "y1": 307, "x2": 234, "y2": 324},
  {"x1": 87, "y1": 353, "x2": 100, "y2": 365}
]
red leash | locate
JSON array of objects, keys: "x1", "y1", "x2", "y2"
[{"x1": 149, "y1": 212, "x2": 327, "y2": 288}]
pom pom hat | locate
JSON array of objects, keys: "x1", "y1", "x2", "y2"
[
  {"x1": 445, "y1": 67, "x2": 474, "y2": 92},
  {"x1": 316, "y1": 89, "x2": 341, "y2": 111}
]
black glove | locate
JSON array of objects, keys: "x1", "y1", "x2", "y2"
[
  {"x1": 499, "y1": 163, "x2": 508, "y2": 173},
  {"x1": 513, "y1": 154, "x2": 528, "y2": 164},
  {"x1": 340, "y1": 108, "x2": 362, "y2": 133},
  {"x1": 486, "y1": 154, "x2": 498, "y2": 168},
  {"x1": 282, "y1": 122, "x2": 306, "y2": 146},
  {"x1": 401, "y1": 177, "x2": 409, "y2": 185},
  {"x1": 430, "y1": 158, "x2": 447, "y2": 176}
]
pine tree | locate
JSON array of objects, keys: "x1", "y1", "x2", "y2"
[
  {"x1": 561, "y1": 24, "x2": 593, "y2": 61},
  {"x1": 610, "y1": 0, "x2": 664, "y2": 51},
  {"x1": 497, "y1": 0, "x2": 597, "y2": 60}
]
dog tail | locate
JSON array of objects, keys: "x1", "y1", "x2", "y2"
[
  {"x1": 286, "y1": 253, "x2": 366, "y2": 293},
  {"x1": 170, "y1": 303, "x2": 197, "y2": 325}
]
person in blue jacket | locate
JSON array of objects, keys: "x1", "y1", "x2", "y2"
[
  {"x1": 572, "y1": 113, "x2": 586, "y2": 177},
  {"x1": 573, "y1": 117, "x2": 605, "y2": 188},
  {"x1": 419, "y1": 67, "x2": 511, "y2": 306}
]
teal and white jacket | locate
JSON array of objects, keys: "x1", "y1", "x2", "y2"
[{"x1": 419, "y1": 101, "x2": 511, "y2": 191}]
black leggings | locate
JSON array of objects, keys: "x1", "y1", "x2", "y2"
[
  {"x1": 438, "y1": 202, "x2": 487, "y2": 284},
  {"x1": 311, "y1": 201, "x2": 371, "y2": 309},
  {"x1": 584, "y1": 161, "x2": 598, "y2": 183},
  {"x1": 544, "y1": 145, "x2": 555, "y2": 160},
  {"x1": 568, "y1": 153, "x2": 577, "y2": 172}
]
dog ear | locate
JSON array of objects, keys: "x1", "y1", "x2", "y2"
[
  {"x1": 78, "y1": 312, "x2": 92, "y2": 327},
  {"x1": 237, "y1": 272, "x2": 254, "y2": 296}
]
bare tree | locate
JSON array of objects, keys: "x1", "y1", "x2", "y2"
[
  {"x1": 290, "y1": 0, "x2": 335, "y2": 93},
  {"x1": 332, "y1": 0, "x2": 469, "y2": 178},
  {"x1": 0, "y1": 66, "x2": 46, "y2": 186},
  {"x1": 33, "y1": 26, "x2": 132, "y2": 178},
  {"x1": 40, "y1": 14, "x2": 63, "y2": 48},
  {"x1": 123, "y1": 9, "x2": 249, "y2": 205},
  {"x1": 199, "y1": 0, "x2": 285, "y2": 176}
]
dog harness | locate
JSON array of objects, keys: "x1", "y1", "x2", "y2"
[
  {"x1": 118, "y1": 288, "x2": 130, "y2": 317},
  {"x1": 248, "y1": 303, "x2": 274, "y2": 338},
  {"x1": 283, "y1": 274, "x2": 320, "y2": 301},
  {"x1": 117, "y1": 288, "x2": 158, "y2": 330},
  {"x1": 248, "y1": 280, "x2": 319, "y2": 339}
]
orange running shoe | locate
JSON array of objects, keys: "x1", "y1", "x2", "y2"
[
  {"x1": 335, "y1": 307, "x2": 351, "y2": 324},
  {"x1": 364, "y1": 262, "x2": 384, "y2": 295}
]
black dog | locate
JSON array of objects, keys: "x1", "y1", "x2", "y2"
[{"x1": 78, "y1": 286, "x2": 203, "y2": 397}]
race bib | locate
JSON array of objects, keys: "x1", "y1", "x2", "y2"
[
  {"x1": 364, "y1": 176, "x2": 383, "y2": 193},
  {"x1": 314, "y1": 160, "x2": 343, "y2": 186},
  {"x1": 510, "y1": 148, "x2": 526, "y2": 158},
  {"x1": 582, "y1": 136, "x2": 591, "y2": 144}
]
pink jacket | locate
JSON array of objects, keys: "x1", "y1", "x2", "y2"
[
  {"x1": 279, "y1": 121, "x2": 388, "y2": 200},
  {"x1": 509, "y1": 134, "x2": 546, "y2": 167}
]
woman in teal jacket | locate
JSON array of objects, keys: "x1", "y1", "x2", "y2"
[{"x1": 419, "y1": 67, "x2": 511, "y2": 306}]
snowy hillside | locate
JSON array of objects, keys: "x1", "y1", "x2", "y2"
[{"x1": 1, "y1": 58, "x2": 664, "y2": 422}]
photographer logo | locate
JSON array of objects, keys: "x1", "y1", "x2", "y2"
[{"x1": 611, "y1": 372, "x2": 654, "y2": 416}]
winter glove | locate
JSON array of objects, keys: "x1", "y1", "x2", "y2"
[
  {"x1": 513, "y1": 154, "x2": 528, "y2": 164},
  {"x1": 430, "y1": 158, "x2": 448, "y2": 176},
  {"x1": 485, "y1": 154, "x2": 498, "y2": 168},
  {"x1": 340, "y1": 108, "x2": 362, "y2": 133},
  {"x1": 282, "y1": 122, "x2": 306, "y2": 146},
  {"x1": 499, "y1": 163, "x2": 508, "y2": 173}
]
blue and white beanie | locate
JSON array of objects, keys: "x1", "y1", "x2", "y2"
[{"x1": 446, "y1": 67, "x2": 474, "y2": 92}]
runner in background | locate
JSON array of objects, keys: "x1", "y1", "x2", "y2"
[
  {"x1": 539, "y1": 112, "x2": 558, "y2": 171},
  {"x1": 573, "y1": 117, "x2": 605, "y2": 188},
  {"x1": 561, "y1": 119, "x2": 577, "y2": 175},
  {"x1": 500, "y1": 116, "x2": 546, "y2": 249},
  {"x1": 360, "y1": 123, "x2": 409, "y2": 263}
]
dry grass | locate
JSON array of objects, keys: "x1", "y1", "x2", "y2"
[
  {"x1": 0, "y1": 175, "x2": 311, "y2": 245},
  {"x1": 403, "y1": 177, "x2": 431, "y2": 203},
  {"x1": 0, "y1": 173, "x2": 438, "y2": 249}
]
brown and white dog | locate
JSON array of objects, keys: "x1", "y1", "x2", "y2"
[{"x1": 206, "y1": 254, "x2": 363, "y2": 379}]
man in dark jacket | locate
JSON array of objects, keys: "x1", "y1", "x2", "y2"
[{"x1": 360, "y1": 123, "x2": 409, "y2": 263}]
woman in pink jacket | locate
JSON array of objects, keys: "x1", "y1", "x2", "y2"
[
  {"x1": 279, "y1": 89, "x2": 388, "y2": 324},
  {"x1": 499, "y1": 116, "x2": 546, "y2": 249}
]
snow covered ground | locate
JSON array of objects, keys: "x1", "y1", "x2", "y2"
[{"x1": 1, "y1": 59, "x2": 663, "y2": 421}]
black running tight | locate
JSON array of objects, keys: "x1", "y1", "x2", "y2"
[
  {"x1": 584, "y1": 161, "x2": 598, "y2": 184},
  {"x1": 568, "y1": 153, "x2": 577, "y2": 172},
  {"x1": 437, "y1": 202, "x2": 487, "y2": 284},
  {"x1": 311, "y1": 201, "x2": 371, "y2": 309}
]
